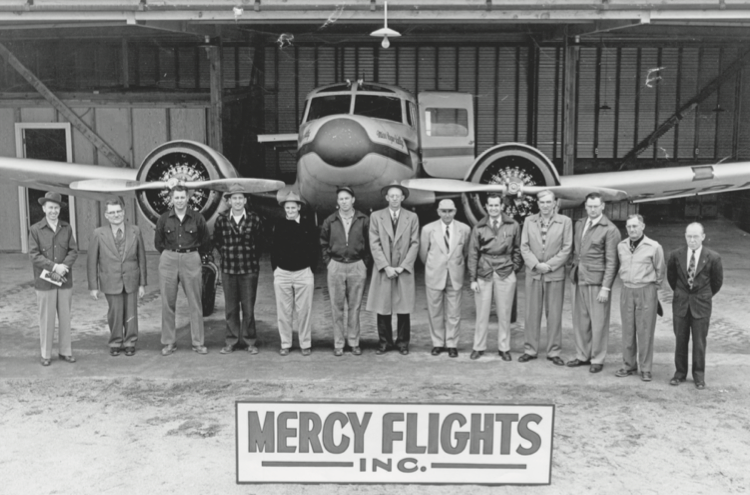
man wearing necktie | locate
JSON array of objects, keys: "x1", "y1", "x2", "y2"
[
  {"x1": 467, "y1": 194, "x2": 523, "y2": 361},
  {"x1": 419, "y1": 199, "x2": 471, "y2": 358},
  {"x1": 567, "y1": 192, "x2": 621, "y2": 373},
  {"x1": 666, "y1": 222, "x2": 723, "y2": 390},
  {"x1": 366, "y1": 182, "x2": 420, "y2": 355},
  {"x1": 87, "y1": 198, "x2": 147, "y2": 357}
]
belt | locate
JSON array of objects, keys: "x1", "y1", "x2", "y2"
[{"x1": 169, "y1": 248, "x2": 198, "y2": 253}]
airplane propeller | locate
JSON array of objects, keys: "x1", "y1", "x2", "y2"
[
  {"x1": 71, "y1": 177, "x2": 286, "y2": 194},
  {"x1": 400, "y1": 178, "x2": 628, "y2": 203}
]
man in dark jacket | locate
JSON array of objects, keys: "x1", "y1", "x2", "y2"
[
  {"x1": 667, "y1": 222, "x2": 723, "y2": 390},
  {"x1": 320, "y1": 186, "x2": 370, "y2": 357},
  {"x1": 272, "y1": 191, "x2": 318, "y2": 356}
]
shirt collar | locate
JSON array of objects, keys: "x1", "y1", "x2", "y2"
[
  {"x1": 231, "y1": 209, "x2": 246, "y2": 222},
  {"x1": 110, "y1": 223, "x2": 124, "y2": 235},
  {"x1": 169, "y1": 207, "x2": 194, "y2": 218}
]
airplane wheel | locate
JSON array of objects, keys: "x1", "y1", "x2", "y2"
[{"x1": 201, "y1": 260, "x2": 218, "y2": 316}]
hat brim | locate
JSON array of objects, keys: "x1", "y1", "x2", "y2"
[
  {"x1": 38, "y1": 197, "x2": 66, "y2": 207},
  {"x1": 380, "y1": 184, "x2": 410, "y2": 200},
  {"x1": 279, "y1": 199, "x2": 306, "y2": 207}
]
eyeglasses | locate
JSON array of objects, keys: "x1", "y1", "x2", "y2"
[{"x1": 106, "y1": 211, "x2": 124, "y2": 216}]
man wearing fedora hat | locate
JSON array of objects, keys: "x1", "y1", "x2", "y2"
[
  {"x1": 271, "y1": 190, "x2": 319, "y2": 356},
  {"x1": 320, "y1": 186, "x2": 370, "y2": 356},
  {"x1": 366, "y1": 181, "x2": 420, "y2": 355},
  {"x1": 29, "y1": 191, "x2": 78, "y2": 366},
  {"x1": 419, "y1": 199, "x2": 471, "y2": 358},
  {"x1": 213, "y1": 185, "x2": 266, "y2": 355}
]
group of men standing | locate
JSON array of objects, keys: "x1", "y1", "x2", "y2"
[{"x1": 29, "y1": 185, "x2": 723, "y2": 389}]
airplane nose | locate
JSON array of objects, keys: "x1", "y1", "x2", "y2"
[{"x1": 310, "y1": 119, "x2": 371, "y2": 167}]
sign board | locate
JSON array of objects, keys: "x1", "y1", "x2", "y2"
[{"x1": 236, "y1": 401, "x2": 554, "y2": 485}]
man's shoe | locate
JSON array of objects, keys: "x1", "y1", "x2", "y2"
[
  {"x1": 279, "y1": 348, "x2": 290, "y2": 356},
  {"x1": 192, "y1": 346, "x2": 208, "y2": 355},
  {"x1": 375, "y1": 346, "x2": 388, "y2": 355},
  {"x1": 40, "y1": 358, "x2": 51, "y2": 366},
  {"x1": 161, "y1": 344, "x2": 176, "y2": 356},
  {"x1": 499, "y1": 351, "x2": 512, "y2": 361},
  {"x1": 399, "y1": 347, "x2": 409, "y2": 356},
  {"x1": 518, "y1": 353, "x2": 537, "y2": 363},
  {"x1": 124, "y1": 347, "x2": 136, "y2": 357},
  {"x1": 669, "y1": 377, "x2": 685, "y2": 386},
  {"x1": 246, "y1": 346, "x2": 259, "y2": 355},
  {"x1": 351, "y1": 346, "x2": 362, "y2": 356},
  {"x1": 431, "y1": 347, "x2": 443, "y2": 356},
  {"x1": 334, "y1": 348, "x2": 344, "y2": 357},
  {"x1": 110, "y1": 348, "x2": 121, "y2": 357},
  {"x1": 58, "y1": 354, "x2": 76, "y2": 363},
  {"x1": 220, "y1": 345, "x2": 235, "y2": 354},
  {"x1": 448, "y1": 348, "x2": 458, "y2": 358},
  {"x1": 615, "y1": 368, "x2": 637, "y2": 378},
  {"x1": 589, "y1": 364, "x2": 604, "y2": 373},
  {"x1": 641, "y1": 372, "x2": 652, "y2": 382},
  {"x1": 695, "y1": 381, "x2": 706, "y2": 390},
  {"x1": 301, "y1": 348, "x2": 312, "y2": 356},
  {"x1": 566, "y1": 358, "x2": 591, "y2": 367},
  {"x1": 470, "y1": 350, "x2": 483, "y2": 360},
  {"x1": 547, "y1": 356, "x2": 565, "y2": 366}
]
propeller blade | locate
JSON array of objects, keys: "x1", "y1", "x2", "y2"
[
  {"x1": 70, "y1": 179, "x2": 167, "y2": 192},
  {"x1": 401, "y1": 178, "x2": 507, "y2": 194},
  {"x1": 185, "y1": 178, "x2": 286, "y2": 193},
  {"x1": 539, "y1": 186, "x2": 628, "y2": 203}
]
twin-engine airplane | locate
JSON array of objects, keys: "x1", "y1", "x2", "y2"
[{"x1": 4, "y1": 79, "x2": 750, "y2": 232}]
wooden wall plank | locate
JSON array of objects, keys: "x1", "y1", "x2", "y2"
[
  {"x1": 133, "y1": 107, "x2": 168, "y2": 252},
  {"x1": 68, "y1": 106, "x2": 99, "y2": 252},
  {"x1": 169, "y1": 108, "x2": 206, "y2": 142},
  {"x1": 20, "y1": 107, "x2": 55, "y2": 122},
  {"x1": 0, "y1": 107, "x2": 21, "y2": 251}
]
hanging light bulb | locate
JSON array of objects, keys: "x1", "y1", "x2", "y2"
[{"x1": 371, "y1": 2, "x2": 400, "y2": 49}]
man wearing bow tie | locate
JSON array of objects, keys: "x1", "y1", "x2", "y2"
[
  {"x1": 87, "y1": 198, "x2": 147, "y2": 357},
  {"x1": 666, "y1": 222, "x2": 723, "y2": 390},
  {"x1": 419, "y1": 199, "x2": 471, "y2": 358}
]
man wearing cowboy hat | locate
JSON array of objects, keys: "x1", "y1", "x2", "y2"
[
  {"x1": 213, "y1": 185, "x2": 266, "y2": 355},
  {"x1": 419, "y1": 199, "x2": 471, "y2": 358},
  {"x1": 320, "y1": 186, "x2": 370, "y2": 356},
  {"x1": 366, "y1": 181, "x2": 420, "y2": 355},
  {"x1": 271, "y1": 190, "x2": 319, "y2": 356},
  {"x1": 29, "y1": 191, "x2": 78, "y2": 366}
]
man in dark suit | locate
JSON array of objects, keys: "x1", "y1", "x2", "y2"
[
  {"x1": 87, "y1": 198, "x2": 147, "y2": 356},
  {"x1": 667, "y1": 222, "x2": 723, "y2": 390}
]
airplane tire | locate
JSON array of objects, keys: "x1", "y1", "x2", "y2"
[{"x1": 201, "y1": 260, "x2": 218, "y2": 317}]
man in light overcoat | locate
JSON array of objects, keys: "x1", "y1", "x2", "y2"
[
  {"x1": 419, "y1": 199, "x2": 470, "y2": 358},
  {"x1": 366, "y1": 181, "x2": 419, "y2": 355}
]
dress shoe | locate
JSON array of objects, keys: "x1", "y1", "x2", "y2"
[
  {"x1": 566, "y1": 358, "x2": 591, "y2": 367},
  {"x1": 220, "y1": 345, "x2": 235, "y2": 354},
  {"x1": 351, "y1": 346, "x2": 362, "y2": 356},
  {"x1": 246, "y1": 346, "x2": 259, "y2": 355},
  {"x1": 161, "y1": 344, "x2": 177, "y2": 356},
  {"x1": 124, "y1": 347, "x2": 136, "y2": 357},
  {"x1": 499, "y1": 351, "x2": 512, "y2": 361},
  {"x1": 375, "y1": 346, "x2": 388, "y2": 355},
  {"x1": 641, "y1": 372, "x2": 652, "y2": 382},
  {"x1": 615, "y1": 368, "x2": 637, "y2": 378},
  {"x1": 669, "y1": 377, "x2": 685, "y2": 386},
  {"x1": 431, "y1": 347, "x2": 443, "y2": 356},
  {"x1": 110, "y1": 348, "x2": 121, "y2": 357},
  {"x1": 589, "y1": 364, "x2": 604, "y2": 373},
  {"x1": 448, "y1": 348, "x2": 458, "y2": 358},
  {"x1": 58, "y1": 354, "x2": 76, "y2": 363},
  {"x1": 399, "y1": 347, "x2": 409, "y2": 356},
  {"x1": 279, "y1": 348, "x2": 290, "y2": 356},
  {"x1": 334, "y1": 348, "x2": 344, "y2": 357},
  {"x1": 192, "y1": 346, "x2": 208, "y2": 355},
  {"x1": 470, "y1": 350, "x2": 484, "y2": 360},
  {"x1": 40, "y1": 358, "x2": 51, "y2": 367},
  {"x1": 518, "y1": 353, "x2": 537, "y2": 363},
  {"x1": 547, "y1": 356, "x2": 565, "y2": 366},
  {"x1": 695, "y1": 381, "x2": 706, "y2": 390},
  {"x1": 301, "y1": 348, "x2": 312, "y2": 356}
]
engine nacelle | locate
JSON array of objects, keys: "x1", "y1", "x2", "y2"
[
  {"x1": 135, "y1": 140, "x2": 238, "y2": 226},
  {"x1": 461, "y1": 143, "x2": 561, "y2": 225}
]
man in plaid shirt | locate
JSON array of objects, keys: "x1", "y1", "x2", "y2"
[{"x1": 213, "y1": 185, "x2": 266, "y2": 354}]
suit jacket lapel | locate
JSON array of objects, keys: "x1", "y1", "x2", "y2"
[
  {"x1": 677, "y1": 247, "x2": 689, "y2": 280},
  {"x1": 122, "y1": 224, "x2": 135, "y2": 260},
  {"x1": 694, "y1": 248, "x2": 709, "y2": 277},
  {"x1": 382, "y1": 210, "x2": 395, "y2": 239},
  {"x1": 102, "y1": 226, "x2": 119, "y2": 258},
  {"x1": 394, "y1": 211, "x2": 407, "y2": 243}
]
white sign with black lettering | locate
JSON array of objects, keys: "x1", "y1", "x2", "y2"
[{"x1": 236, "y1": 401, "x2": 554, "y2": 485}]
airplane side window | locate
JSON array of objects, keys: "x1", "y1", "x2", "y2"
[
  {"x1": 307, "y1": 95, "x2": 352, "y2": 122},
  {"x1": 353, "y1": 95, "x2": 402, "y2": 123},
  {"x1": 424, "y1": 108, "x2": 469, "y2": 137},
  {"x1": 407, "y1": 101, "x2": 416, "y2": 127}
]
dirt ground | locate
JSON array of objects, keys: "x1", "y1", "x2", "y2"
[{"x1": 1, "y1": 218, "x2": 749, "y2": 495}]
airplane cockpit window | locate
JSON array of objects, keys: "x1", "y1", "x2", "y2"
[
  {"x1": 424, "y1": 108, "x2": 469, "y2": 137},
  {"x1": 353, "y1": 95, "x2": 403, "y2": 123},
  {"x1": 307, "y1": 95, "x2": 352, "y2": 121},
  {"x1": 357, "y1": 84, "x2": 396, "y2": 93}
]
